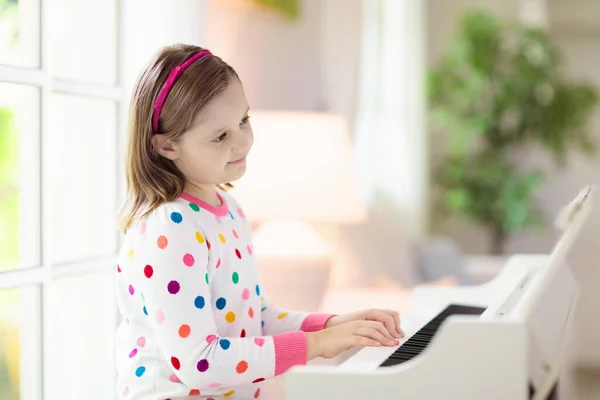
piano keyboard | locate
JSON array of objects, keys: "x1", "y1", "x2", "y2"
[{"x1": 379, "y1": 304, "x2": 486, "y2": 367}]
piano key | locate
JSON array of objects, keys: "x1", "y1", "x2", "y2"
[{"x1": 379, "y1": 304, "x2": 486, "y2": 368}]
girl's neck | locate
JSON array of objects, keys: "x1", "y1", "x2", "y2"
[{"x1": 184, "y1": 182, "x2": 221, "y2": 207}]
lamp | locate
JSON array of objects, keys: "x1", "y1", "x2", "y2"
[{"x1": 231, "y1": 110, "x2": 367, "y2": 310}]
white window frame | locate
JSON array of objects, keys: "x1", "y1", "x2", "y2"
[{"x1": 0, "y1": 0, "x2": 126, "y2": 398}]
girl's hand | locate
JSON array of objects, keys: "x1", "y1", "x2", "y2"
[
  {"x1": 325, "y1": 309, "x2": 404, "y2": 339},
  {"x1": 306, "y1": 319, "x2": 400, "y2": 360}
]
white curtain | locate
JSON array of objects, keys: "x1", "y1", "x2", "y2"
[{"x1": 353, "y1": 0, "x2": 428, "y2": 239}]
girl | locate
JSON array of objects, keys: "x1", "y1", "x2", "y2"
[{"x1": 115, "y1": 44, "x2": 404, "y2": 400}]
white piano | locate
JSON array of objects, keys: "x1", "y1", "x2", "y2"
[{"x1": 284, "y1": 186, "x2": 595, "y2": 400}]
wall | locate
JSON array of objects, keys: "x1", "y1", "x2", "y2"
[
  {"x1": 204, "y1": 0, "x2": 323, "y2": 111},
  {"x1": 427, "y1": 0, "x2": 600, "y2": 365}
]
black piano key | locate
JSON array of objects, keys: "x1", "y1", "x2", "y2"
[{"x1": 379, "y1": 304, "x2": 486, "y2": 368}]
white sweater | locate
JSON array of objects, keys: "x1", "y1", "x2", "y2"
[{"x1": 115, "y1": 190, "x2": 333, "y2": 399}]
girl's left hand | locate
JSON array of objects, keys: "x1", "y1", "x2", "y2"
[{"x1": 325, "y1": 309, "x2": 405, "y2": 339}]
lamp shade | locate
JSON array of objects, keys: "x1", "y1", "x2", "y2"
[{"x1": 231, "y1": 110, "x2": 367, "y2": 224}]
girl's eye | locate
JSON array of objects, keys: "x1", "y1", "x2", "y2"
[
  {"x1": 214, "y1": 133, "x2": 227, "y2": 143},
  {"x1": 240, "y1": 115, "x2": 251, "y2": 126}
]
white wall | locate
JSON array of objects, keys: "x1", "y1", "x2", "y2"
[
  {"x1": 204, "y1": 0, "x2": 323, "y2": 111},
  {"x1": 122, "y1": 0, "x2": 208, "y2": 92}
]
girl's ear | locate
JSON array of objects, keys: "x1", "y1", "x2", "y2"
[{"x1": 151, "y1": 134, "x2": 181, "y2": 161}]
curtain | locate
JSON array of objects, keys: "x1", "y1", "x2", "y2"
[{"x1": 353, "y1": 0, "x2": 428, "y2": 239}]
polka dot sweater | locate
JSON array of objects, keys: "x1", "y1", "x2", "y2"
[{"x1": 115, "y1": 190, "x2": 334, "y2": 399}]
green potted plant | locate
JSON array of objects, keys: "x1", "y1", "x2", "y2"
[{"x1": 428, "y1": 9, "x2": 598, "y2": 254}]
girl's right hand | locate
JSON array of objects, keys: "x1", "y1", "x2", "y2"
[{"x1": 306, "y1": 320, "x2": 400, "y2": 360}]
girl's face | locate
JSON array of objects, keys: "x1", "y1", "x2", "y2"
[{"x1": 153, "y1": 79, "x2": 254, "y2": 191}]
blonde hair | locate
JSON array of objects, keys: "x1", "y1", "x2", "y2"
[{"x1": 119, "y1": 44, "x2": 237, "y2": 233}]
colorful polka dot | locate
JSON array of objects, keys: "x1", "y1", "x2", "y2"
[
  {"x1": 229, "y1": 210, "x2": 235, "y2": 220},
  {"x1": 171, "y1": 356, "x2": 181, "y2": 370},
  {"x1": 236, "y1": 361, "x2": 248, "y2": 374},
  {"x1": 183, "y1": 253, "x2": 195, "y2": 267},
  {"x1": 207, "y1": 240, "x2": 211, "y2": 250},
  {"x1": 136, "y1": 337, "x2": 146, "y2": 347},
  {"x1": 216, "y1": 297, "x2": 226, "y2": 310},
  {"x1": 215, "y1": 215, "x2": 222, "y2": 224},
  {"x1": 226, "y1": 311, "x2": 236, "y2": 323},
  {"x1": 224, "y1": 390, "x2": 235, "y2": 397},
  {"x1": 248, "y1": 307, "x2": 254, "y2": 318},
  {"x1": 255, "y1": 285, "x2": 261, "y2": 296},
  {"x1": 278, "y1": 312, "x2": 289, "y2": 320},
  {"x1": 141, "y1": 293, "x2": 145, "y2": 301},
  {"x1": 206, "y1": 334, "x2": 217, "y2": 344},
  {"x1": 253, "y1": 377, "x2": 265, "y2": 383},
  {"x1": 254, "y1": 388, "x2": 261, "y2": 398},
  {"x1": 157, "y1": 235, "x2": 168, "y2": 249},
  {"x1": 144, "y1": 265, "x2": 153, "y2": 278},
  {"x1": 179, "y1": 324, "x2": 191, "y2": 338},
  {"x1": 238, "y1": 208, "x2": 245, "y2": 218},
  {"x1": 189, "y1": 203, "x2": 200, "y2": 212},
  {"x1": 128, "y1": 285, "x2": 135, "y2": 295},
  {"x1": 196, "y1": 232, "x2": 205, "y2": 244},
  {"x1": 194, "y1": 296, "x2": 205, "y2": 309},
  {"x1": 156, "y1": 310, "x2": 165, "y2": 324},
  {"x1": 262, "y1": 320, "x2": 265, "y2": 328},
  {"x1": 235, "y1": 249, "x2": 241, "y2": 259},
  {"x1": 189, "y1": 389, "x2": 201, "y2": 396},
  {"x1": 205, "y1": 273, "x2": 209, "y2": 285},
  {"x1": 129, "y1": 348, "x2": 137, "y2": 358},
  {"x1": 247, "y1": 244, "x2": 253, "y2": 255},
  {"x1": 135, "y1": 366, "x2": 146, "y2": 377},
  {"x1": 117, "y1": 264, "x2": 121, "y2": 273},
  {"x1": 140, "y1": 222, "x2": 147, "y2": 234},
  {"x1": 232, "y1": 272, "x2": 239, "y2": 284},
  {"x1": 261, "y1": 306, "x2": 267, "y2": 312},
  {"x1": 170, "y1": 373, "x2": 180, "y2": 383},
  {"x1": 167, "y1": 280, "x2": 180, "y2": 294},
  {"x1": 170, "y1": 212, "x2": 183, "y2": 224},
  {"x1": 232, "y1": 229, "x2": 239, "y2": 239},
  {"x1": 219, "y1": 339, "x2": 231, "y2": 350},
  {"x1": 143, "y1": 306, "x2": 148, "y2": 316},
  {"x1": 208, "y1": 383, "x2": 221, "y2": 389},
  {"x1": 128, "y1": 249, "x2": 135, "y2": 260},
  {"x1": 241, "y1": 329, "x2": 246, "y2": 337},
  {"x1": 242, "y1": 288, "x2": 250, "y2": 300},
  {"x1": 254, "y1": 338, "x2": 265, "y2": 347},
  {"x1": 123, "y1": 386, "x2": 129, "y2": 396},
  {"x1": 219, "y1": 233, "x2": 226, "y2": 243},
  {"x1": 197, "y1": 359, "x2": 209, "y2": 372},
  {"x1": 215, "y1": 258, "x2": 221, "y2": 269}
]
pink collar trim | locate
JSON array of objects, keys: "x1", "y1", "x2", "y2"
[{"x1": 181, "y1": 191, "x2": 229, "y2": 217}]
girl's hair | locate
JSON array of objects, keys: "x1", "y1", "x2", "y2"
[{"x1": 118, "y1": 44, "x2": 238, "y2": 233}]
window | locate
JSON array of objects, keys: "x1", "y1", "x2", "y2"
[{"x1": 0, "y1": 0, "x2": 123, "y2": 398}]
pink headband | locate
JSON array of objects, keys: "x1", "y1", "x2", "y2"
[{"x1": 152, "y1": 50, "x2": 212, "y2": 133}]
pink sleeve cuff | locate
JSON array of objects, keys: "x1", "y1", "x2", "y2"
[
  {"x1": 300, "y1": 313, "x2": 336, "y2": 332},
  {"x1": 272, "y1": 331, "x2": 307, "y2": 376}
]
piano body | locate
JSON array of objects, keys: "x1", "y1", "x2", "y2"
[{"x1": 284, "y1": 186, "x2": 594, "y2": 400}]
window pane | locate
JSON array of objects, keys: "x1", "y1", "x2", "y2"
[
  {"x1": 0, "y1": 0, "x2": 40, "y2": 68},
  {"x1": 48, "y1": 93, "x2": 117, "y2": 264},
  {"x1": 0, "y1": 285, "x2": 42, "y2": 400},
  {"x1": 47, "y1": 269, "x2": 116, "y2": 400},
  {"x1": 49, "y1": 0, "x2": 117, "y2": 84},
  {"x1": 0, "y1": 83, "x2": 40, "y2": 271}
]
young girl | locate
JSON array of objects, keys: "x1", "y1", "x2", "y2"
[{"x1": 115, "y1": 44, "x2": 404, "y2": 400}]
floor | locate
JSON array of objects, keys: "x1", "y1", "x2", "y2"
[{"x1": 568, "y1": 368, "x2": 600, "y2": 400}]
